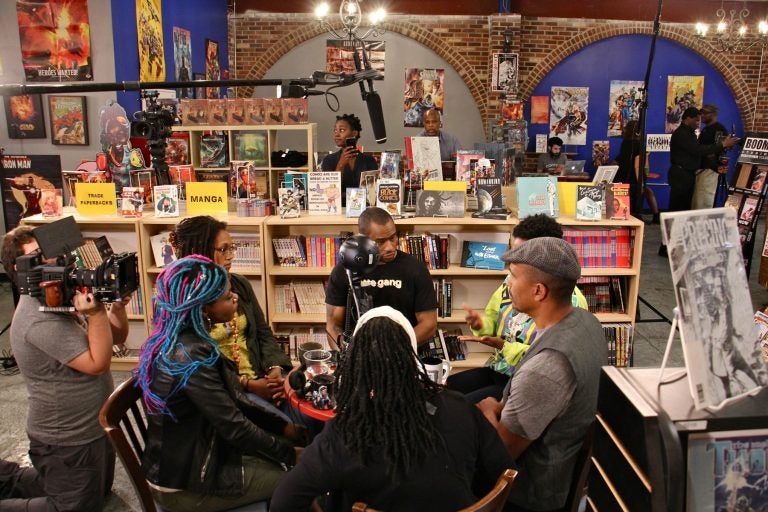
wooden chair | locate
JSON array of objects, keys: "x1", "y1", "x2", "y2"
[
  {"x1": 351, "y1": 468, "x2": 517, "y2": 512},
  {"x1": 99, "y1": 376, "x2": 157, "y2": 512}
]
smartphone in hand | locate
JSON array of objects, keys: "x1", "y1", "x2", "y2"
[{"x1": 345, "y1": 137, "x2": 358, "y2": 148}]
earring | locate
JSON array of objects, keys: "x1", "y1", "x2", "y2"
[{"x1": 203, "y1": 312, "x2": 212, "y2": 331}]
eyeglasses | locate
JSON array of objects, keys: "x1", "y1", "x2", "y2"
[
  {"x1": 214, "y1": 243, "x2": 240, "y2": 256},
  {"x1": 371, "y1": 233, "x2": 399, "y2": 246}
]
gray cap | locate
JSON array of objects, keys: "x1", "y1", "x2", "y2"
[
  {"x1": 501, "y1": 237, "x2": 581, "y2": 281},
  {"x1": 700, "y1": 104, "x2": 719, "y2": 114}
]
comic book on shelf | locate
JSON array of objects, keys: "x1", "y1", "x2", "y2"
[
  {"x1": 120, "y1": 187, "x2": 144, "y2": 217},
  {"x1": 455, "y1": 150, "x2": 485, "y2": 188},
  {"x1": 227, "y1": 98, "x2": 245, "y2": 125},
  {"x1": 606, "y1": 183, "x2": 630, "y2": 220},
  {"x1": 345, "y1": 187, "x2": 366, "y2": 217},
  {"x1": 660, "y1": 207, "x2": 768, "y2": 410},
  {"x1": 165, "y1": 133, "x2": 190, "y2": 165},
  {"x1": 150, "y1": 231, "x2": 177, "y2": 267},
  {"x1": 153, "y1": 185, "x2": 179, "y2": 217},
  {"x1": 278, "y1": 187, "x2": 301, "y2": 218},
  {"x1": 378, "y1": 151, "x2": 401, "y2": 179},
  {"x1": 576, "y1": 184, "x2": 604, "y2": 221},
  {"x1": 376, "y1": 178, "x2": 403, "y2": 217},
  {"x1": 307, "y1": 171, "x2": 342, "y2": 215},
  {"x1": 460, "y1": 241, "x2": 508, "y2": 270},
  {"x1": 245, "y1": 98, "x2": 266, "y2": 124},
  {"x1": 208, "y1": 99, "x2": 228, "y2": 125},
  {"x1": 475, "y1": 177, "x2": 504, "y2": 216},
  {"x1": 592, "y1": 165, "x2": 619, "y2": 185},
  {"x1": 405, "y1": 136, "x2": 442, "y2": 181},
  {"x1": 283, "y1": 98, "x2": 308, "y2": 124},
  {"x1": 516, "y1": 176, "x2": 559, "y2": 218},
  {"x1": 200, "y1": 133, "x2": 228, "y2": 167},
  {"x1": 234, "y1": 133, "x2": 267, "y2": 164},
  {"x1": 40, "y1": 189, "x2": 63, "y2": 218}
]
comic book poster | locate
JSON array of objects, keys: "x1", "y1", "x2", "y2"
[
  {"x1": 16, "y1": 0, "x2": 93, "y2": 82},
  {"x1": 666, "y1": 75, "x2": 704, "y2": 133},
  {"x1": 404, "y1": 68, "x2": 445, "y2": 128},
  {"x1": 172, "y1": 27, "x2": 192, "y2": 98},
  {"x1": 549, "y1": 86, "x2": 588, "y2": 145},
  {"x1": 686, "y1": 429, "x2": 768, "y2": 512},
  {"x1": 1, "y1": 154, "x2": 62, "y2": 231},
  {"x1": 661, "y1": 208, "x2": 768, "y2": 410},
  {"x1": 99, "y1": 102, "x2": 134, "y2": 194},
  {"x1": 325, "y1": 40, "x2": 385, "y2": 75},
  {"x1": 4, "y1": 94, "x2": 46, "y2": 139},
  {"x1": 531, "y1": 96, "x2": 549, "y2": 124},
  {"x1": 136, "y1": 0, "x2": 165, "y2": 81},
  {"x1": 592, "y1": 140, "x2": 610, "y2": 169},
  {"x1": 491, "y1": 53, "x2": 518, "y2": 94},
  {"x1": 607, "y1": 80, "x2": 643, "y2": 137},
  {"x1": 205, "y1": 39, "x2": 221, "y2": 99},
  {"x1": 48, "y1": 95, "x2": 87, "y2": 145},
  {"x1": 307, "y1": 171, "x2": 342, "y2": 215}
]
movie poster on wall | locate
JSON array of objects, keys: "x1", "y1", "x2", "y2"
[
  {"x1": 666, "y1": 75, "x2": 704, "y2": 133},
  {"x1": 173, "y1": 27, "x2": 192, "y2": 98},
  {"x1": 404, "y1": 68, "x2": 445, "y2": 128},
  {"x1": 1, "y1": 154, "x2": 63, "y2": 231},
  {"x1": 607, "y1": 80, "x2": 643, "y2": 137},
  {"x1": 491, "y1": 53, "x2": 518, "y2": 94},
  {"x1": 136, "y1": 0, "x2": 165, "y2": 81},
  {"x1": 16, "y1": 0, "x2": 93, "y2": 82},
  {"x1": 4, "y1": 94, "x2": 46, "y2": 139},
  {"x1": 205, "y1": 39, "x2": 221, "y2": 98},
  {"x1": 326, "y1": 40, "x2": 385, "y2": 75},
  {"x1": 549, "y1": 86, "x2": 588, "y2": 145}
]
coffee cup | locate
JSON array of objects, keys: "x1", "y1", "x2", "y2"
[
  {"x1": 309, "y1": 373, "x2": 336, "y2": 410},
  {"x1": 297, "y1": 342, "x2": 323, "y2": 364},
  {"x1": 420, "y1": 356, "x2": 452, "y2": 385}
]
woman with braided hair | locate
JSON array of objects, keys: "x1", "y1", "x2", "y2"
[
  {"x1": 137, "y1": 255, "x2": 306, "y2": 511},
  {"x1": 271, "y1": 306, "x2": 513, "y2": 511},
  {"x1": 169, "y1": 216, "x2": 301, "y2": 425},
  {"x1": 320, "y1": 113, "x2": 379, "y2": 201}
]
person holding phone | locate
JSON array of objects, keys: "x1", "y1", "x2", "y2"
[{"x1": 320, "y1": 113, "x2": 378, "y2": 202}]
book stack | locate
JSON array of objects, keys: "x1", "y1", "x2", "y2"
[
  {"x1": 290, "y1": 281, "x2": 327, "y2": 314},
  {"x1": 418, "y1": 329, "x2": 467, "y2": 361},
  {"x1": 230, "y1": 235, "x2": 261, "y2": 270},
  {"x1": 433, "y1": 278, "x2": 453, "y2": 317},
  {"x1": 122, "y1": 288, "x2": 144, "y2": 316},
  {"x1": 398, "y1": 234, "x2": 449, "y2": 270},
  {"x1": 301, "y1": 234, "x2": 353, "y2": 268},
  {"x1": 561, "y1": 227, "x2": 632, "y2": 268},
  {"x1": 602, "y1": 323, "x2": 633, "y2": 367},
  {"x1": 74, "y1": 239, "x2": 106, "y2": 268},
  {"x1": 443, "y1": 332, "x2": 468, "y2": 361},
  {"x1": 273, "y1": 284, "x2": 299, "y2": 313},
  {"x1": 577, "y1": 276, "x2": 626, "y2": 314},
  {"x1": 272, "y1": 235, "x2": 307, "y2": 267}
]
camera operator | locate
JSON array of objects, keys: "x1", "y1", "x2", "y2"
[{"x1": 0, "y1": 225, "x2": 129, "y2": 511}]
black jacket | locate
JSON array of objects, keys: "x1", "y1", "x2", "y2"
[{"x1": 142, "y1": 330, "x2": 296, "y2": 496}]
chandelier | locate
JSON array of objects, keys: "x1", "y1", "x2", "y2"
[
  {"x1": 314, "y1": 0, "x2": 386, "y2": 40},
  {"x1": 694, "y1": 1, "x2": 768, "y2": 53}
]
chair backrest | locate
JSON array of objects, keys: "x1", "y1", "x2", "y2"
[
  {"x1": 99, "y1": 376, "x2": 156, "y2": 512},
  {"x1": 351, "y1": 468, "x2": 518, "y2": 512},
  {"x1": 565, "y1": 421, "x2": 596, "y2": 512}
]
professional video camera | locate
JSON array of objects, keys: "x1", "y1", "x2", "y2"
[
  {"x1": 15, "y1": 217, "x2": 139, "y2": 311},
  {"x1": 131, "y1": 90, "x2": 175, "y2": 185}
]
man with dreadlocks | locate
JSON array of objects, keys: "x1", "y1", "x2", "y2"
[
  {"x1": 272, "y1": 306, "x2": 513, "y2": 511},
  {"x1": 137, "y1": 256, "x2": 306, "y2": 511},
  {"x1": 325, "y1": 207, "x2": 438, "y2": 349},
  {"x1": 320, "y1": 113, "x2": 379, "y2": 202}
]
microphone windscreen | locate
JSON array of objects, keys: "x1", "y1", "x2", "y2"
[{"x1": 366, "y1": 91, "x2": 387, "y2": 144}]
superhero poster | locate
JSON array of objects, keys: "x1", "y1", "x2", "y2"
[
  {"x1": 1, "y1": 154, "x2": 62, "y2": 231},
  {"x1": 4, "y1": 94, "x2": 46, "y2": 139},
  {"x1": 549, "y1": 86, "x2": 588, "y2": 146},
  {"x1": 325, "y1": 40, "x2": 385, "y2": 75},
  {"x1": 404, "y1": 68, "x2": 445, "y2": 128},
  {"x1": 136, "y1": 0, "x2": 165, "y2": 81},
  {"x1": 666, "y1": 75, "x2": 704, "y2": 133},
  {"x1": 607, "y1": 80, "x2": 643, "y2": 137},
  {"x1": 205, "y1": 39, "x2": 221, "y2": 99},
  {"x1": 16, "y1": 0, "x2": 93, "y2": 82},
  {"x1": 173, "y1": 27, "x2": 192, "y2": 98}
]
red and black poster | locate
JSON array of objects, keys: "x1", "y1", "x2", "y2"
[
  {"x1": 1, "y1": 154, "x2": 63, "y2": 231},
  {"x1": 16, "y1": 0, "x2": 93, "y2": 82}
]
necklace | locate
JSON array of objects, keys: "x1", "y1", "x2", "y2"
[{"x1": 228, "y1": 318, "x2": 240, "y2": 367}]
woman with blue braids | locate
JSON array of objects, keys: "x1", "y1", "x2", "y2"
[{"x1": 137, "y1": 255, "x2": 306, "y2": 512}]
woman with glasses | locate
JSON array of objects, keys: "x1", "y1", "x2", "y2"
[{"x1": 170, "y1": 216, "x2": 294, "y2": 420}]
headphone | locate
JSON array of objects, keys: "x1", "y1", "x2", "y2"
[{"x1": 288, "y1": 362, "x2": 308, "y2": 397}]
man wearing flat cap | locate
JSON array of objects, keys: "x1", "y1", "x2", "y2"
[
  {"x1": 477, "y1": 237, "x2": 607, "y2": 512},
  {"x1": 693, "y1": 104, "x2": 730, "y2": 210},
  {"x1": 661, "y1": 106, "x2": 739, "y2": 256}
]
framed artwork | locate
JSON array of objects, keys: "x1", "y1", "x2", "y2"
[
  {"x1": 491, "y1": 53, "x2": 518, "y2": 93},
  {"x1": 4, "y1": 94, "x2": 46, "y2": 139},
  {"x1": 193, "y1": 72, "x2": 206, "y2": 100},
  {"x1": 48, "y1": 95, "x2": 88, "y2": 145}
]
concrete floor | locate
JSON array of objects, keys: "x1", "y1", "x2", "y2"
[{"x1": 1, "y1": 218, "x2": 767, "y2": 511}]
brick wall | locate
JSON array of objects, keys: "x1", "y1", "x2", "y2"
[{"x1": 229, "y1": 12, "x2": 768, "y2": 132}]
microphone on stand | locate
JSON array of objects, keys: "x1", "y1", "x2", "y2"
[{"x1": 352, "y1": 47, "x2": 387, "y2": 144}]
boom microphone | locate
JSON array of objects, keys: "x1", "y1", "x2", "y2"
[{"x1": 365, "y1": 91, "x2": 387, "y2": 144}]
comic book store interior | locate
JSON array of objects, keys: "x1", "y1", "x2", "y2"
[{"x1": 2, "y1": 0, "x2": 768, "y2": 511}]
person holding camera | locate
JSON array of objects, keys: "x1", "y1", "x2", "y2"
[
  {"x1": 320, "y1": 113, "x2": 378, "y2": 197},
  {"x1": 1, "y1": 225, "x2": 130, "y2": 511}
]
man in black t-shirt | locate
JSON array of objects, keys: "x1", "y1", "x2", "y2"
[{"x1": 325, "y1": 207, "x2": 438, "y2": 350}]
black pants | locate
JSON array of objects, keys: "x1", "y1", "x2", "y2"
[
  {"x1": 667, "y1": 164, "x2": 696, "y2": 212},
  {"x1": 446, "y1": 367, "x2": 509, "y2": 403}
]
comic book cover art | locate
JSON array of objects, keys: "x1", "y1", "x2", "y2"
[
  {"x1": 228, "y1": 98, "x2": 245, "y2": 125},
  {"x1": 234, "y1": 133, "x2": 267, "y2": 163},
  {"x1": 325, "y1": 40, "x2": 385, "y2": 75},
  {"x1": 378, "y1": 151, "x2": 401, "y2": 179},
  {"x1": 231, "y1": 161, "x2": 267, "y2": 199},
  {"x1": 245, "y1": 98, "x2": 266, "y2": 125},
  {"x1": 666, "y1": 75, "x2": 704, "y2": 133},
  {"x1": 2, "y1": 155, "x2": 62, "y2": 231},
  {"x1": 172, "y1": 27, "x2": 192, "y2": 98},
  {"x1": 208, "y1": 99, "x2": 228, "y2": 126},
  {"x1": 376, "y1": 178, "x2": 402, "y2": 217},
  {"x1": 592, "y1": 140, "x2": 610, "y2": 169},
  {"x1": 200, "y1": 133, "x2": 228, "y2": 168},
  {"x1": 48, "y1": 95, "x2": 87, "y2": 145},
  {"x1": 278, "y1": 187, "x2": 301, "y2": 218},
  {"x1": 405, "y1": 136, "x2": 442, "y2": 180},
  {"x1": 607, "y1": 80, "x2": 643, "y2": 137},
  {"x1": 307, "y1": 171, "x2": 342, "y2": 216},
  {"x1": 283, "y1": 98, "x2": 309, "y2": 124},
  {"x1": 136, "y1": 0, "x2": 165, "y2": 81},
  {"x1": 686, "y1": 429, "x2": 768, "y2": 512},
  {"x1": 16, "y1": 0, "x2": 92, "y2": 82},
  {"x1": 661, "y1": 208, "x2": 768, "y2": 410},
  {"x1": 4, "y1": 94, "x2": 46, "y2": 139},
  {"x1": 40, "y1": 188, "x2": 63, "y2": 217},
  {"x1": 165, "y1": 134, "x2": 189, "y2": 165},
  {"x1": 205, "y1": 39, "x2": 220, "y2": 99},
  {"x1": 404, "y1": 68, "x2": 445, "y2": 128},
  {"x1": 606, "y1": 183, "x2": 630, "y2": 220},
  {"x1": 491, "y1": 53, "x2": 518, "y2": 94},
  {"x1": 550, "y1": 86, "x2": 588, "y2": 145},
  {"x1": 99, "y1": 102, "x2": 133, "y2": 193},
  {"x1": 530, "y1": 96, "x2": 549, "y2": 124},
  {"x1": 120, "y1": 187, "x2": 145, "y2": 217}
]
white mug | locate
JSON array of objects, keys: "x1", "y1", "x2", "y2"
[{"x1": 420, "y1": 356, "x2": 452, "y2": 385}]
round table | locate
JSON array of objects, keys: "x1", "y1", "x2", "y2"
[{"x1": 283, "y1": 369, "x2": 336, "y2": 422}]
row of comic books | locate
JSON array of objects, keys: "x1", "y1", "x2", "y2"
[
  {"x1": 122, "y1": 288, "x2": 144, "y2": 317},
  {"x1": 272, "y1": 282, "x2": 329, "y2": 315},
  {"x1": 399, "y1": 234, "x2": 450, "y2": 270},
  {"x1": 433, "y1": 278, "x2": 453, "y2": 318},
  {"x1": 229, "y1": 235, "x2": 262, "y2": 270},
  {"x1": 417, "y1": 329, "x2": 467, "y2": 362},
  {"x1": 179, "y1": 98, "x2": 309, "y2": 126},
  {"x1": 577, "y1": 276, "x2": 627, "y2": 314},
  {"x1": 603, "y1": 323, "x2": 633, "y2": 367},
  {"x1": 561, "y1": 227, "x2": 633, "y2": 268}
]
